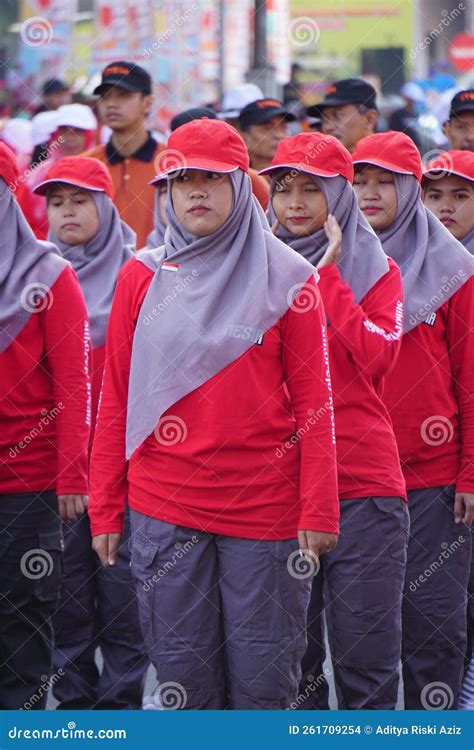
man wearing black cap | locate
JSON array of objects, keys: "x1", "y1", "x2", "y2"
[
  {"x1": 444, "y1": 90, "x2": 474, "y2": 152},
  {"x1": 83, "y1": 61, "x2": 164, "y2": 247},
  {"x1": 34, "y1": 78, "x2": 72, "y2": 115},
  {"x1": 238, "y1": 98, "x2": 296, "y2": 172},
  {"x1": 307, "y1": 79, "x2": 379, "y2": 153}
]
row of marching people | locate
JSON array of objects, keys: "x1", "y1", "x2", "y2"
[{"x1": 0, "y1": 115, "x2": 473, "y2": 711}]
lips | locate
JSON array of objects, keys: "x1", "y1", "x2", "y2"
[
  {"x1": 62, "y1": 223, "x2": 80, "y2": 230},
  {"x1": 362, "y1": 205, "x2": 383, "y2": 215},
  {"x1": 189, "y1": 205, "x2": 210, "y2": 215},
  {"x1": 287, "y1": 216, "x2": 311, "y2": 224},
  {"x1": 440, "y1": 217, "x2": 455, "y2": 226}
]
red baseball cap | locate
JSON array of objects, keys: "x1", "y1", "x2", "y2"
[
  {"x1": 259, "y1": 132, "x2": 354, "y2": 182},
  {"x1": 33, "y1": 156, "x2": 114, "y2": 198},
  {"x1": 423, "y1": 149, "x2": 474, "y2": 183},
  {"x1": 0, "y1": 142, "x2": 20, "y2": 190},
  {"x1": 352, "y1": 131, "x2": 423, "y2": 183},
  {"x1": 151, "y1": 118, "x2": 249, "y2": 184}
]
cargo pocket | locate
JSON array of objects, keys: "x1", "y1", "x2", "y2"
[
  {"x1": 33, "y1": 528, "x2": 64, "y2": 612},
  {"x1": 130, "y1": 535, "x2": 161, "y2": 653},
  {"x1": 373, "y1": 496, "x2": 409, "y2": 566}
]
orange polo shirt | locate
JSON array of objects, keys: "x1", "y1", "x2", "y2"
[{"x1": 83, "y1": 133, "x2": 164, "y2": 248}]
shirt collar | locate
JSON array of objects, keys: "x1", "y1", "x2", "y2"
[{"x1": 106, "y1": 132, "x2": 157, "y2": 165}]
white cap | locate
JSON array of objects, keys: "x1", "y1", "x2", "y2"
[
  {"x1": 219, "y1": 83, "x2": 264, "y2": 119},
  {"x1": 0, "y1": 118, "x2": 33, "y2": 154},
  {"x1": 31, "y1": 111, "x2": 58, "y2": 146},
  {"x1": 400, "y1": 82, "x2": 425, "y2": 103},
  {"x1": 54, "y1": 103, "x2": 97, "y2": 131}
]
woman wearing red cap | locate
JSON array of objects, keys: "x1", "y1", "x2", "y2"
[
  {"x1": 0, "y1": 144, "x2": 91, "y2": 708},
  {"x1": 32, "y1": 156, "x2": 148, "y2": 709},
  {"x1": 262, "y1": 132, "x2": 408, "y2": 710},
  {"x1": 88, "y1": 119, "x2": 339, "y2": 709},
  {"x1": 422, "y1": 150, "x2": 474, "y2": 710},
  {"x1": 353, "y1": 131, "x2": 474, "y2": 710}
]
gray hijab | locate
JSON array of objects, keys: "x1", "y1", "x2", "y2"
[
  {"x1": 127, "y1": 169, "x2": 316, "y2": 459},
  {"x1": 49, "y1": 192, "x2": 135, "y2": 348},
  {"x1": 0, "y1": 179, "x2": 67, "y2": 355},
  {"x1": 269, "y1": 173, "x2": 389, "y2": 303},
  {"x1": 377, "y1": 174, "x2": 474, "y2": 331},
  {"x1": 146, "y1": 181, "x2": 168, "y2": 249},
  {"x1": 462, "y1": 226, "x2": 474, "y2": 255}
]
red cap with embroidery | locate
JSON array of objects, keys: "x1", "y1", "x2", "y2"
[
  {"x1": 0, "y1": 142, "x2": 20, "y2": 190},
  {"x1": 258, "y1": 132, "x2": 354, "y2": 182},
  {"x1": 352, "y1": 131, "x2": 423, "y2": 183},
  {"x1": 423, "y1": 149, "x2": 474, "y2": 183},
  {"x1": 151, "y1": 118, "x2": 249, "y2": 184},
  {"x1": 33, "y1": 156, "x2": 114, "y2": 198}
]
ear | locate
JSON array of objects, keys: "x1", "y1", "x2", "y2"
[
  {"x1": 143, "y1": 94, "x2": 154, "y2": 116},
  {"x1": 365, "y1": 109, "x2": 378, "y2": 131}
]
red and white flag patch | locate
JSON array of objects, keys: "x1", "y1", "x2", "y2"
[{"x1": 161, "y1": 262, "x2": 179, "y2": 272}]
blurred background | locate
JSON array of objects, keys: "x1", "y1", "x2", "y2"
[{"x1": 0, "y1": 0, "x2": 473, "y2": 141}]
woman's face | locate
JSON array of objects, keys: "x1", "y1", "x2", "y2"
[
  {"x1": 423, "y1": 174, "x2": 474, "y2": 241},
  {"x1": 47, "y1": 184, "x2": 100, "y2": 245},
  {"x1": 58, "y1": 126, "x2": 88, "y2": 156},
  {"x1": 171, "y1": 169, "x2": 233, "y2": 236},
  {"x1": 353, "y1": 165, "x2": 398, "y2": 230},
  {"x1": 271, "y1": 170, "x2": 328, "y2": 236}
]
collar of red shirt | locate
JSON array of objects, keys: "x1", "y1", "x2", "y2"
[{"x1": 106, "y1": 132, "x2": 157, "y2": 165}]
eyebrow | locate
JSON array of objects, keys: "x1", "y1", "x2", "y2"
[
  {"x1": 49, "y1": 188, "x2": 88, "y2": 198},
  {"x1": 426, "y1": 185, "x2": 471, "y2": 194}
]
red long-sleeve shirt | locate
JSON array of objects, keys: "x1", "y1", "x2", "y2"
[
  {"x1": 318, "y1": 259, "x2": 406, "y2": 500},
  {"x1": 89, "y1": 258, "x2": 339, "y2": 539},
  {"x1": 383, "y1": 277, "x2": 474, "y2": 493},
  {"x1": 0, "y1": 266, "x2": 91, "y2": 495}
]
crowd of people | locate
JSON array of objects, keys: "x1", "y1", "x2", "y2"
[{"x1": 1, "y1": 59, "x2": 474, "y2": 712}]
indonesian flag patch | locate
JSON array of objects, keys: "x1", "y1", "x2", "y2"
[{"x1": 161, "y1": 262, "x2": 179, "y2": 272}]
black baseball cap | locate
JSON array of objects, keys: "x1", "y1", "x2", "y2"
[
  {"x1": 239, "y1": 98, "x2": 296, "y2": 129},
  {"x1": 42, "y1": 78, "x2": 69, "y2": 95},
  {"x1": 307, "y1": 78, "x2": 378, "y2": 118},
  {"x1": 170, "y1": 107, "x2": 217, "y2": 132},
  {"x1": 449, "y1": 89, "x2": 474, "y2": 118},
  {"x1": 93, "y1": 61, "x2": 152, "y2": 96}
]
